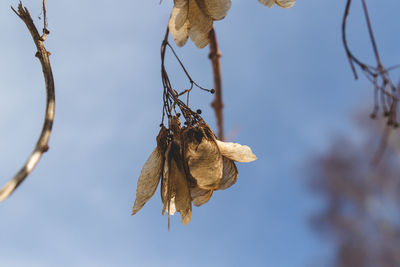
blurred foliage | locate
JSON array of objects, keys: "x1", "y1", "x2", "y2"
[{"x1": 308, "y1": 115, "x2": 400, "y2": 267}]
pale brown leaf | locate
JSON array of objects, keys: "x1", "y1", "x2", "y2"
[
  {"x1": 161, "y1": 143, "x2": 176, "y2": 215},
  {"x1": 258, "y1": 0, "x2": 295, "y2": 8},
  {"x1": 184, "y1": 128, "x2": 223, "y2": 189},
  {"x1": 132, "y1": 148, "x2": 163, "y2": 215},
  {"x1": 174, "y1": 0, "x2": 188, "y2": 8},
  {"x1": 203, "y1": 0, "x2": 231, "y2": 20},
  {"x1": 218, "y1": 157, "x2": 238, "y2": 190},
  {"x1": 170, "y1": 156, "x2": 192, "y2": 225},
  {"x1": 190, "y1": 186, "x2": 213, "y2": 206},
  {"x1": 276, "y1": 0, "x2": 296, "y2": 8},
  {"x1": 215, "y1": 140, "x2": 257, "y2": 162},
  {"x1": 169, "y1": 7, "x2": 190, "y2": 47},
  {"x1": 188, "y1": 0, "x2": 213, "y2": 48},
  {"x1": 258, "y1": 0, "x2": 275, "y2": 7}
]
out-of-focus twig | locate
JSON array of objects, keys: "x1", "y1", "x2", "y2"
[
  {"x1": 342, "y1": 0, "x2": 400, "y2": 164},
  {"x1": 0, "y1": 2, "x2": 55, "y2": 202},
  {"x1": 371, "y1": 124, "x2": 391, "y2": 167},
  {"x1": 209, "y1": 28, "x2": 224, "y2": 140}
]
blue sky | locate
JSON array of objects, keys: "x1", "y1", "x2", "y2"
[{"x1": 1, "y1": 0, "x2": 400, "y2": 266}]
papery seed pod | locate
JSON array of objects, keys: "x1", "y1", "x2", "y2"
[
  {"x1": 202, "y1": 0, "x2": 232, "y2": 20},
  {"x1": 162, "y1": 138, "x2": 192, "y2": 224},
  {"x1": 161, "y1": 143, "x2": 176, "y2": 215},
  {"x1": 215, "y1": 140, "x2": 257, "y2": 162},
  {"x1": 182, "y1": 125, "x2": 223, "y2": 189},
  {"x1": 169, "y1": 148, "x2": 192, "y2": 224},
  {"x1": 190, "y1": 185, "x2": 213, "y2": 206},
  {"x1": 132, "y1": 127, "x2": 169, "y2": 215},
  {"x1": 168, "y1": 0, "x2": 231, "y2": 48},
  {"x1": 131, "y1": 147, "x2": 163, "y2": 215},
  {"x1": 218, "y1": 157, "x2": 238, "y2": 190},
  {"x1": 188, "y1": 0, "x2": 213, "y2": 48},
  {"x1": 156, "y1": 126, "x2": 169, "y2": 154},
  {"x1": 169, "y1": 6, "x2": 190, "y2": 47},
  {"x1": 258, "y1": 0, "x2": 296, "y2": 8}
]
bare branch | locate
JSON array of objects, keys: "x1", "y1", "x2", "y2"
[
  {"x1": 209, "y1": 28, "x2": 224, "y2": 140},
  {"x1": 342, "y1": 0, "x2": 400, "y2": 163},
  {"x1": 0, "y1": 2, "x2": 55, "y2": 202}
]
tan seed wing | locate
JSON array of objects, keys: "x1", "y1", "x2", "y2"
[
  {"x1": 186, "y1": 138, "x2": 223, "y2": 189},
  {"x1": 188, "y1": 0, "x2": 213, "y2": 48},
  {"x1": 170, "y1": 157, "x2": 192, "y2": 225},
  {"x1": 190, "y1": 186, "x2": 213, "y2": 206},
  {"x1": 203, "y1": 0, "x2": 231, "y2": 20},
  {"x1": 218, "y1": 157, "x2": 238, "y2": 190},
  {"x1": 169, "y1": 7, "x2": 190, "y2": 47},
  {"x1": 161, "y1": 144, "x2": 177, "y2": 215},
  {"x1": 258, "y1": 0, "x2": 275, "y2": 7},
  {"x1": 276, "y1": 0, "x2": 296, "y2": 8},
  {"x1": 215, "y1": 140, "x2": 257, "y2": 162},
  {"x1": 132, "y1": 148, "x2": 163, "y2": 215},
  {"x1": 174, "y1": 0, "x2": 188, "y2": 8}
]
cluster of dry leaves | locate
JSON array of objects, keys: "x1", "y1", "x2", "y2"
[
  {"x1": 169, "y1": 0, "x2": 296, "y2": 48},
  {"x1": 132, "y1": 116, "x2": 256, "y2": 225},
  {"x1": 131, "y1": 0, "x2": 296, "y2": 225}
]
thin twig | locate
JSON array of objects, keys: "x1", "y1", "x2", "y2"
[
  {"x1": 361, "y1": 0, "x2": 382, "y2": 68},
  {"x1": 0, "y1": 2, "x2": 55, "y2": 202},
  {"x1": 160, "y1": 27, "x2": 211, "y2": 126},
  {"x1": 371, "y1": 124, "x2": 391, "y2": 167},
  {"x1": 342, "y1": 0, "x2": 400, "y2": 164},
  {"x1": 209, "y1": 28, "x2": 224, "y2": 140},
  {"x1": 342, "y1": 0, "x2": 359, "y2": 79}
]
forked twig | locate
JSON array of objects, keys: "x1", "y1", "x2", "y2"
[
  {"x1": 209, "y1": 28, "x2": 224, "y2": 140},
  {"x1": 342, "y1": 0, "x2": 400, "y2": 164},
  {"x1": 0, "y1": 2, "x2": 55, "y2": 202}
]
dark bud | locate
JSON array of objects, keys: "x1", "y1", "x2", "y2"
[
  {"x1": 176, "y1": 113, "x2": 181, "y2": 117},
  {"x1": 159, "y1": 123, "x2": 164, "y2": 127},
  {"x1": 210, "y1": 89, "x2": 215, "y2": 94},
  {"x1": 370, "y1": 113, "x2": 377, "y2": 119},
  {"x1": 196, "y1": 109, "x2": 202, "y2": 114},
  {"x1": 394, "y1": 122, "x2": 399, "y2": 128},
  {"x1": 44, "y1": 28, "x2": 50, "y2": 35},
  {"x1": 184, "y1": 121, "x2": 188, "y2": 125},
  {"x1": 384, "y1": 111, "x2": 390, "y2": 117}
]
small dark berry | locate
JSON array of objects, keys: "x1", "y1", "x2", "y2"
[
  {"x1": 176, "y1": 113, "x2": 181, "y2": 117},
  {"x1": 196, "y1": 109, "x2": 202, "y2": 114},
  {"x1": 210, "y1": 89, "x2": 215, "y2": 94}
]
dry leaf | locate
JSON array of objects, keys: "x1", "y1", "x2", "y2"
[
  {"x1": 183, "y1": 127, "x2": 223, "y2": 189},
  {"x1": 161, "y1": 143, "x2": 175, "y2": 215},
  {"x1": 169, "y1": 7, "x2": 190, "y2": 47},
  {"x1": 131, "y1": 117, "x2": 256, "y2": 226},
  {"x1": 174, "y1": 0, "x2": 187, "y2": 8},
  {"x1": 258, "y1": 0, "x2": 296, "y2": 8},
  {"x1": 218, "y1": 157, "x2": 238, "y2": 190},
  {"x1": 188, "y1": 0, "x2": 213, "y2": 48},
  {"x1": 215, "y1": 140, "x2": 257, "y2": 162},
  {"x1": 203, "y1": 0, "x2": 231, "y2": 20},
  {"x1": 190, "y1": 186, "x2": 213, "y2": 206},
  {"x1": 170, "y1": 154, "x2": 192, "y2": 225},
  {"x1": 131, "y1": 147, "x2": 163, "y2": 215},
  {"x1": 168, "y1": 0, "x2": 231, "y2": 48}
]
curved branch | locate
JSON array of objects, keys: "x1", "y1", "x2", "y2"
[{"x1": 0, "y1": 2, "x2": 55, "y2": 202}]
